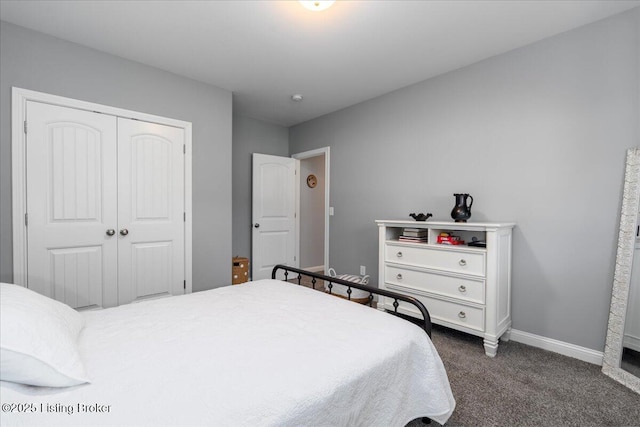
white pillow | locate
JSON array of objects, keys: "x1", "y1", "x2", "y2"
[{"x1": 0, "y1": 283, "x2": 90, "y2": 387}]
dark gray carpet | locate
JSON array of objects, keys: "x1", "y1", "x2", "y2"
[
  {"x1": 407, "y1": 325, "x2": 640, "y2": 426},
  {"x1": 292, "y1": 277, "x2": 639, "y2": 425}
]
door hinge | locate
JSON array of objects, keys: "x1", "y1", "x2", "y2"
[
  {"x1": 23, "y1": 121, "x2": 27, "y2": 134},
  {"x1": 24, "y1": 213, "x2": 28, "y2": 226},
  {"x1": 294, "y1": 212, "x2": 297, "y2": 218},
  {"x1": 183, "y1": 144, "x2": 186, "y2": 154},
  {"x1": 184, "y1": 212, "x2": 186, "y2": 222},
  {"x1": 294, "y1": 256, "x2": 296, "y2": 262},
  {"x1": 184, "y1": 280, "x2": 186, "y2": 290}
]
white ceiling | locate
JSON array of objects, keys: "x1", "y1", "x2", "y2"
[{"x1": 1, "y1": 0, "x2": 638, "y2": 127}]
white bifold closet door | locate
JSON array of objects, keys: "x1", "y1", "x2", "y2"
[
  {"x1": 116, "y1": 118, "x2": 185, "y2": 306},
  {"x1": 26, "y1": 101, "x2": 185, "y2": 309}
]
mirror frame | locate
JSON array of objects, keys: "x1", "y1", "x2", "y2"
[{"x1": 602, "y1": 147, "x2": 640, "y2": 393}]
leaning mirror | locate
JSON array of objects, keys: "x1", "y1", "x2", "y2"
[{"x1": 602, "y1": 147, "x2": 640, "y2": 393}]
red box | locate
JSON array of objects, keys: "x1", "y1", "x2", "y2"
[{"x1": 437, "y1": 236, "x2": 465, "y2": 245}]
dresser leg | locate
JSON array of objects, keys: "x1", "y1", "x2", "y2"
[
  {"x1": 483, "y1": 337, "x2": 499, "y2": 357},
  {"x1": 501, "y1": 328, "x2": 512, "y2": 342}
]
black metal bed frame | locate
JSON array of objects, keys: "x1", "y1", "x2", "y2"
[{"x1": 271, "y1": 264, "x2": 432, "y2": 337}]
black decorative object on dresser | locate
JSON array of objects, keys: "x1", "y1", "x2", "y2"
[
  {"x1": 410, "y1": 212, "x2": 433, "y2": 221},
  {"x1": 451, "y1": 193, "x2": 473, "y2": 222}
]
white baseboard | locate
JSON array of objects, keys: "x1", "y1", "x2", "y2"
[
  {"x1": 509, "y1": 329, "x2": 604, "y2": 365},
  {"x1": 623, "y1": 334, "x2": 640, "y2": 353},
  {"x1": 303, "y1": 265, "x2": 325, "y2": 273}
]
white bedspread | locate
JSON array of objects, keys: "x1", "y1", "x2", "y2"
[{"x1": 1, "y1": 280, "x2": 455, "y2": 426}]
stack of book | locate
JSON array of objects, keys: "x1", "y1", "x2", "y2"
[{"x1": 399, "y1": 227, "x2": 428, "y2": 243}]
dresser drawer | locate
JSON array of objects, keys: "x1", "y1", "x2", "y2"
[
  {"x1": 422, "y1": 296, "x2": 484, "y2": 332},
  {"x1": 385, "y1": 292, "x2": 485, "y2": 332},
  {"x1": 385, "y1": 244, "x2": 485, "y2": 276},
  {"x1": 385, "y1": 265, "x2": 485, "y2": 304}
]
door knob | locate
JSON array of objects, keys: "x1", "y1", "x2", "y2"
[
  {"x1": 254, "y1": 223, "x2": 260, "y2": 228},
  {"x1": 120, "y1": 229, "x2": 129, "y2": 236},
  {"x1": 106, "y1": 229, "x2": 115, "y2": 236}
]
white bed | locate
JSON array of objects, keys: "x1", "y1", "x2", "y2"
[{"x1": 0, "y1": 279, "x2": 455, "y2": 426}]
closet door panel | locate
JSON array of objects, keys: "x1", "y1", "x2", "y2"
[
  {"x1": 117, "y1": 118, "x2": 185, "y2": 304},
  {"x1": 26, "y1": 101, "x2": 118, "y2": 309}
]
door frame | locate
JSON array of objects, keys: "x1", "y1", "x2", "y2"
[
  {"x1": 11, "y1": 87, "x2": 193, "y2": 292},
  {"x1": 292, "y1": 147, "x2": 330, "y2": 274}
]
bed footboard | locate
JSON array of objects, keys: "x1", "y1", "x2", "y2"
[{"x1": 271, "y1": 264, "x2": 432, "y2": 337}]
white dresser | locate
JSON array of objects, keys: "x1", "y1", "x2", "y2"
[{"x1": 376, "y1": 220, "x2": 515, "y2": 357}]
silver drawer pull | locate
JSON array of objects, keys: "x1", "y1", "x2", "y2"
[
  {"x1": 459, "y1": 259, "x2": 467, "y2": 266},
  {"x1": 458, "y1": 311, "x2": 466, "y2": 319},
  {"x1": 458, "y1": 285, "x2": 466, "y2": 293},
  {"x1": 396, "y1": 251, "x2": 403, "y2": 258},
  {"x1": 396, "y1": 274, "x2": 403, "y2": 280}
]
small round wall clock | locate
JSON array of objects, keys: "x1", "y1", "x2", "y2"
[{"x1": 306, "y1": 174, "x2": 317, "y2": 188}]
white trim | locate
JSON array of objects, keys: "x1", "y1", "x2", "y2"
[
  {"x1": 13, "y1": 87, "x2": 190, "y2": 128},
  {"x1": 11, "y1": 87, "x2": 193, "y2": 293},
  {"x1": 623, "y1": 334, "x2": 640, "y2": 353},
  {"x1": 509, "y1": 329, "x2": 604, "y2": 365},
  {"x1": 623, "y1": 335, "x2": 640, "y2": 353},
  {"x1": 11, "y1": 89, "x2": 28, "y2": 286},
  {"x1": 292, "y1": 147, "x2": 330, "y2": 275},
  {"x1": 294, "y1": 158, "x2": 301, "y2": 269},
  {"x1": 184, "y1": 125, "x2": 193, "y2": 293}
]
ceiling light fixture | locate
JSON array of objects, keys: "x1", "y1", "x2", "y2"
[
  {"x1": 299, "y1": 1, "x2": 335, "y2": 12},
  {"x1": 291, "y1": 94, "x2": 304, "y2": 102}
]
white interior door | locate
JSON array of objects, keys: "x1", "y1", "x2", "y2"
[
  {"x1": 117, "y1": 118, "x2": 185, "y2": 304},
  {"x1": 252, "y1": 153, "x2": 297, "y2": 280},
  {"x1": 26, "y1": 101, "x2": 118, "y2": 309}
]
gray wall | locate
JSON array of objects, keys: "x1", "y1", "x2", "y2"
[
  {"x1": 0, "y1": 21, "x2": 233, "y2": 291},
  {"x1": 289, "y1": 8, "x2": 640, "y2": 352},
  {"x1": 299, "y1": 155, "x2": 325, "y2": 270},
  {"x1": 232, "y1": 114, "x2": 289, "y2": 261}
]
